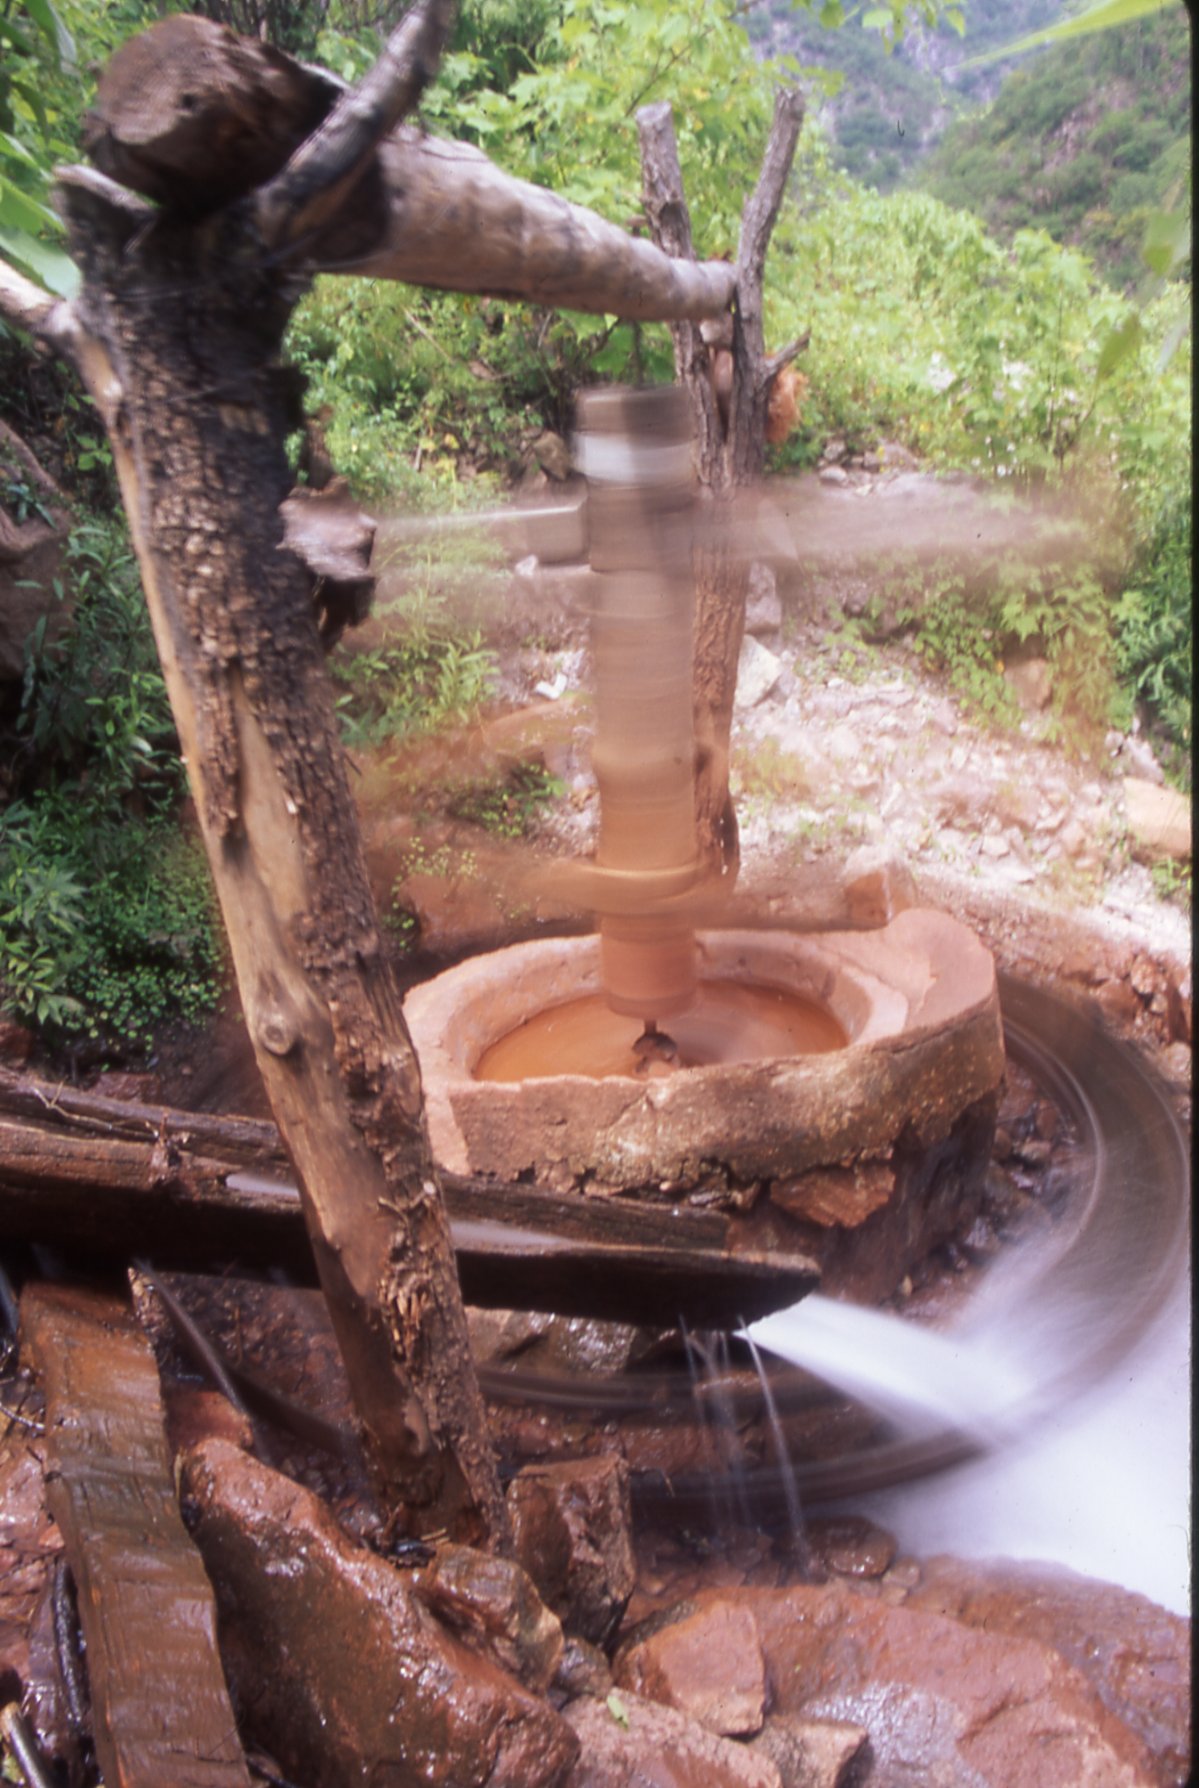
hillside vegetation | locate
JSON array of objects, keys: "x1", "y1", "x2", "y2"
[
  {"x1": 912, "y1": 5, "x2": 1190, "y2": 290},
  {"x1": 745, "y1": 0, "x2": 1068, "y2": 191},
  {"x1": 0, "y1": 0, "x2": 1192, "y2": 1061}
]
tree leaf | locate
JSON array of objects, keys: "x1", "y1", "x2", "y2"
[
  {"x1": 957, "y1": 0, "x2": 1174, "y2": 68},
  {"x1": 606, "y1": 1691, "x2": 630, "y2": 1729},
  {"x1": 1097, "y1": 311, "x2": 1143, "y2": 379}
]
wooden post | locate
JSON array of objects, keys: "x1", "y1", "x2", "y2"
[{"x1": 638, "y1": 91, "x2": 807, "y2": 884}]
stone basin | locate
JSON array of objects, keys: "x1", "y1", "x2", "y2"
[{"x1": 404, "y1": 909, "x2": 1005, "y2": 1218}]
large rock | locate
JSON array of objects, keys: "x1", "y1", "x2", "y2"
[
  {"x1": 614, "y1": 1595, "x2": 768, "y2": 1736},
  {"x1": 507, "y1": 1455, "x2": 635, "y2": 1647},
  {"x1": 745, "y1": 562, "x2": 783, "y2": 637},
  {"x1": 749, "y1": 1715, "x2": 870, "y2": 1787},
  {"x1": 904, "y1": 1558, "x2": 1191, "y2": 1788},
  {"x1": 416, "y1": 1540, "x2": 565, "y2": 1693},
  {"x1": 563, "y1": 1690, "x2": 783, "y2": 1788},
  {"x1": 181, "y1": 1438, "x2": 578, "y2": 1788},
  {"x1": 688, "y1": 1584, "x2": 1159, "y2": 1786},
  {"x1": 737, "y1": 633, "x2": 784, "y2": 707},
  {"x1": 1122, "y1": 777, "x2": 1191, "y2": 862}
]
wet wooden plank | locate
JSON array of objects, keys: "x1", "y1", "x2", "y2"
[
  {"x1": 19, "y1": 1283, "x2": 251, "y2": 1788},
  {"x1": 0, "y1": 1073, "x2": 820, "y2": 1322}
]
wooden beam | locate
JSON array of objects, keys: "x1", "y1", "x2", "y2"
[
  {"x1": 0, "y1": 1077, "x2": 819, "y2": 1324},
  {"x1": 20, "y1": 1282, "x2": 252, "y2": 1788}
]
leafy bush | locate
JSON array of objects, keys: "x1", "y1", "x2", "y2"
[
  {"x1": 1, "y1": 510, "x2": 222, "y2": 1049},
  {"x1": 445, "y1": 761, "x2": 565, "y2": 838},
  {"x1": 0, "y1": 795, "x2": 221, "y2": 1044},
  {"x1": 15, "y1": 517, "x2": 180, "y2": 805},
  {"x1": 1114, "y1": 498, "x2": 1192, "y2": 784}
]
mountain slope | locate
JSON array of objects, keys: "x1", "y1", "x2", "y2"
[{"x1": 910, "y1": 5, "x2": 1191, "y2": 288}]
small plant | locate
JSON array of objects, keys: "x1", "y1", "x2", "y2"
[
  {"x1": 907, "y1": 571, "x2": 1020, "y2": 730},
  {"x1": 445, "y1": 762, "x2": 564, "y2": 839},
  {"x1": 1150, "y1": 857, "x2": 1191, "y2": 912},
  {"x1": 0, "y1": 797, "x2": 221, "y2": 1048}
]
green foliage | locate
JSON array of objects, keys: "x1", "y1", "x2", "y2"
[
  {"x1": 913, "y1": 8, "x2": 1190, "y2": 289},
  {"x1": 0, "y1": 0, "x2": 161, "y2": 295},
  {"x1": 331, "y1": 629, "x2": 497, "y2": 748},
  {"x1": 445, "y1": 761, "x2": 565, "y2": 838},
  {"x1": 16, "y1": 517, "x2": 181, "y2": 804},
  {"x1": 0, "y1": 795, "x2": 221, "y2": 1043},
  {"x1": 995, "y1": 559, "x2": 1121, "y2": 750},
  {"x1": 1114, "y1": 498, "x2": 1191, "y2": 781},
  {"x1": 907, "y1": 571, "x2": 1021, "y2": 727},
  {"x1": 1, "y1": 510, "x2": 221, "y2": 1047},
  {"x1": 423, "y1": 0, "x2": 787, "y2": 249}
]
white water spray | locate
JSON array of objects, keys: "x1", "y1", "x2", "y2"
[{"x1": 747, "y1": 1265, "x2": 1191, "y2": 1615}]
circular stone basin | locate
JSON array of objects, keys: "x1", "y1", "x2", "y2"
[{"x1": 404, "y1": 908, "x2": 1005, "y2": 1196}]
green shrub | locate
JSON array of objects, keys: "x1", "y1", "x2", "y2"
[
  {"x1": 0, "y1": 795, "x2": 221, "y2": 1045},
  {"x1": 1, "y1": 510, "x2": 222, "y2": 1049}
]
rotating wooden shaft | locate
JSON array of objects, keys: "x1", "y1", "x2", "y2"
[{"x1": 575, "y1": 386, "x2": 701, "y2": 1021}]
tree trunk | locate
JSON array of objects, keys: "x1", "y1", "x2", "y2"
[
  {"x1": 638, "y1": 92, "x2": 806, "y2": 882},
  {"x1": 55, "y1": 163, "x2": 509, "y2": 1548},
  {"x1": 0, "y1": 1, "x2": 752, "y2": 1553}
]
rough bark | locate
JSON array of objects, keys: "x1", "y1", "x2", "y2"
[
  {"x1": 21, "y1": 1282, "x2": 252, "y2": 1787},
  {"x1": 49, "y1": 167, "x2": 510, "y2": 1550},
  {"x1": 638, "y1": 92, "x2": 806, "y2": 881},
  {"x1": 85, "y1": 13, "x2": 738, "y2": 320},
  {"x1": 0, "y1": 3, "x2": 755, "y2": 1555}
]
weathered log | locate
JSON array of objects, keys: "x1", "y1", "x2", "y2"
[
  {"x1": 84, "y1": 13, "x2": 340, "y2": 215},
  {"x1": 342, "y1": 131, "x2": 738, "y2": 319},
  {"x1": 83, "y1": 13, "x2": 737, "y2": 320},
  {"x1": 0, "y1": 0, "x2": 743, "y2": 1556},
  {"x1": 0, "y1": 1100, "x2": 819, "y2": 1326},
  {"x1": 20, "y1": 1282, "x2": 252, "y2": 1788}
]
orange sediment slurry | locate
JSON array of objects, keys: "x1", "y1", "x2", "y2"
[{"x1": 474, "y1": 980, "x2": 846, "y2": 1082}]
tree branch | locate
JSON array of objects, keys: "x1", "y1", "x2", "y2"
[
  {"x1": 636, "y1": 101, "x2": 725, "y2": 462},
  {"x1": 735, "y1": 83, "x2": 805, "y2": 303},
  {"x1": 334, "y1": 129, "x2": 738, "y2": 320},
  {"x1": 0, "y1": 255, "x2": 79, "y2": 359},
  {"x1": 254, "y1": 0, "x2": 454, "y2": 255},
  {"x1": 728, "y1": 83, "x2": 804, "y2": 476},
  {"x1": 760, "y1": 329, "x2": 810, "y2": 390}
]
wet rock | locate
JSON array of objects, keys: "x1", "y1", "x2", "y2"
[
  {"x1": 821, "y1": 438, "x2": 849, "y2": 465},
  {"x1": 745, "y1": 563, "x2": 784, "y2": 637},
  {"x1": 182, "y1": 1438, "x2": 578, "y2": 1788},
  {"x1": 904, "y1": 1558, "x2": 1191, "y2": 1788},
  {"x1": 805, "y1": 1515, "x2": 896, "y2": 1581},
  {"x1": 737, "y1": 634, "x2": 784, "y2": 707},
  {"x1": 1122, "y1": 777, "x2": 1191, "y2": 862},
  {"x1": 1004, "y1": 656, "x2": 1053, "y2": 712},
  {"x1": 742, "y1": 1580, "x2": 1159, "y2": 1787},
  {"x1": 749, "y1": 1714, "x2": 870, "y2": 1787},
  {"x1": 1154, "y1": 1039, "x2": 1191, "y2": 1089},
  {"x1": 507, "y1": 1455, "x2": 636, "y2": 1646},
  {"x1": 563, "y1": 1690, "x2": 783, "y2": 1787},
  {"x1": 818, "y1": 464, "x2": 849, "y2": 487},
  {"x1": 417, "y1": 1541, "x2": 564, "y2": 1692},
  {"x1": 554, "y1": 1636, "x2": 613, "y2": 1701},
  {"x1": 614, "y1": 1595, "x2": 767, "y2": 1736}
]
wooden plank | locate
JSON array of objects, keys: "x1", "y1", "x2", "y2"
[
  {"x1": 0, "y1": 1074, "x2": 820, "y2": 1322},
  {"x1": 20, "y1": 1284, "x2": 251, "y2": 1788}
]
